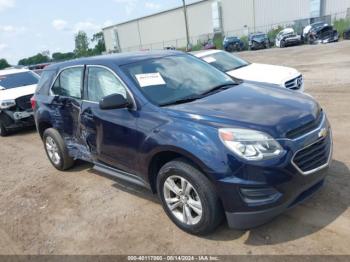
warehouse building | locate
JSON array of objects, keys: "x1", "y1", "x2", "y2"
[{"x1": 103, "y1": 0, "x2": 350, "y2": 52}]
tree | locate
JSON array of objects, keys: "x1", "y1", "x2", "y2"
[
  {"x1": 74, "y1": 31, "x2": 90, "y2": 57},
  {"x1": 91, "y1": 32, "x2": 106, "y2": 55},
  {"x1": 0, "y1": 59, "x2": 10, "y2": 70},
  {"x1": 52, "y1": 52, "x2": 75, "y2": 62},
  {"x1": 18, "y1": 53, "x2": 50, "y2": 66}
]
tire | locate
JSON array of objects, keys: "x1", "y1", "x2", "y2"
[
  {"x1": 0, "y1": 120, "x2": 8, "y2": 137},
  {"x1": 280, "y1": 40, "x2": 286, "y2": 48},
  {"x1": 157, "y1": 159, "x2": 223, "y2": 235},
  {"x1": 43, "y1": 128, "x2": 75, "y2": 171}
]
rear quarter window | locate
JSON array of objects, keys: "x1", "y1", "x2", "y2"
[{"x1": 36, "y1": 70, "x2": 56, "y2": 94}]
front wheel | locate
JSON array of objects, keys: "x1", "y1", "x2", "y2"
[
  {"x1": 157, "y1": 159, "x2": 223, "y2": 235},
  {"x1": 43, "y1": 128, "x2": 75, "y2": 171},
  {"x1": 0, "y1": 120, "x2": 8, "y2": 137}
]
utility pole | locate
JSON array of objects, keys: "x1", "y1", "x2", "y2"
[
  {"x1": 252, "y1": 0, "x2": 256, "y2": 33},
  {"x1": 182, "y1": 0, "x2": 191, "y2": 51}
]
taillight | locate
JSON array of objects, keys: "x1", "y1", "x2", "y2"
[{"x1": 30, "y1": 96, "x2": 36, "y2": 110}]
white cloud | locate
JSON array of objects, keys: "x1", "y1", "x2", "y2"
[
  {"x1": 0, "y1": 43, "x2": 8, "y2": 52},
  {"x1": 113, "y1": 0, "x2": 137, "y2": 15},
  {"x1": 0, "y1": 25, "x2": 26, "y2": 34},
  {"x1": 145, "y1": 2, "x2": 160, "y2": 10},
  {"x1": 0, "y1": 0, "x2": 15, "y2": 12},
  {"x1": 52, "y1": 19, "x2": 69, "y2": 31}
]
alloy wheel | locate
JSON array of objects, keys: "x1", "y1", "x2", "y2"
[
  {"x1": 163, "y1": 175, "x2": 203, "y2": 225},
  {"x1": 45, "y1": 136, "x2": 61, "y2": 165}
]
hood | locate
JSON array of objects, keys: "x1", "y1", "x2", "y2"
[
  {"x1": 0, "y1": 84, "x2": 36, "y2": 101},
  {"x1": 227, "y1": 63, "x2": 300, "y2": 87},
  {"x1": 165, "y1": 83, "x2": 319, "y2": 138}
]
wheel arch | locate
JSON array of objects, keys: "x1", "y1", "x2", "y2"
[{"x1": 146, "y1": 147, "x2": 213, "y2": 194}]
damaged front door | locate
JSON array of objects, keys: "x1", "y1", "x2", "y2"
[{"x1": 80, "y1": 66, "x2": 141, "y2": 173}]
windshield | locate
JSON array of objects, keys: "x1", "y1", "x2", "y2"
[
  {"x1": 0, "y1": 71, "x2": 39, "y2": 89},
  {"x1": 201, "y1": 52, "x2": 249, "y2": 72},
  {"x1": 252, "y1": 34, "x2": 267, "y2": 41},
  {"x1": 122, "y1": 54, "x2": 235, "y2": 106}
]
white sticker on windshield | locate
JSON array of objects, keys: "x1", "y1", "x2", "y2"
[
  {"x1": 203, "y1": 56, "x2": 216, "y2": 63},
  {"x1": 135, "y1": 73, "x2": 166, "y2": 87}
]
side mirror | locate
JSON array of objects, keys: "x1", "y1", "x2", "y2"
[{"x1": 99, "y1": 94, "x2": 129, "y2": 110}]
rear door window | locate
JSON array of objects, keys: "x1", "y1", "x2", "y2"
[{"x1": 51, "y1": 67, "x2": 84, "y2": 99}]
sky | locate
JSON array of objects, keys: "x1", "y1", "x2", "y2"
[{"x1": 0, "y1": 0, "x2": 199, "y2": 64}]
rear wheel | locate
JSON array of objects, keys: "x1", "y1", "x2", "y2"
[
  {"x1": 43, "y1": 128, "x2": 75, "y2": 171},
  {"x1": 157, "y1": 159, "x2": 223, "y2": 235}
]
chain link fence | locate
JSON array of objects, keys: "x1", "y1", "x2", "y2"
[{"x1": 121, "y1": 10, "x2": 350, "y2": 52}]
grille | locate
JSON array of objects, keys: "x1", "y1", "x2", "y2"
[
  {"x1": 286, "y1": 110, "x2": 323, "y2": 139},
  {"x1": 15, "y1": 94, "x2": 33, "y2": 111},
  {"x1": 293, "y1": 134, "x2": 331, "y2": 174},
  {"x1": 285, "y1": 75, "x2": 303, "y2": 90}
]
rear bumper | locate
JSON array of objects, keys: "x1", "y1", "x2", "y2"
[{"x1": 225, "y1": 177, "x2": 326, "y2": 229}]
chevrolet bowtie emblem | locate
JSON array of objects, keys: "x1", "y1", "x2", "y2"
[{"x1": 318, "y1": 128, "x2": 328, "y2": 139}]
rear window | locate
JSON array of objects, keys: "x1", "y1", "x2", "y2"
[
  {"x1": 36, "y1": 70, "x2": 56, "y2": 93},
  {"x1": 0, "y1": 71, "x2": 39, "y2": 90}
]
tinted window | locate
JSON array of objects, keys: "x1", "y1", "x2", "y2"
[
  {"x1": 202, "y1": 52, "x2": 249, "y2": 72},
  {"x1": 0, "y1": 71, "x2": 39, "y2": 89},
  {"x1": 52, "y1": 67, "x2": 83, "y2": 99},
  {"x1": 122, "y1": 55, "x2": 234, "y2": 106},
  {"x1": 87, "y1": 67, "x2": 127, "y2": 102}
]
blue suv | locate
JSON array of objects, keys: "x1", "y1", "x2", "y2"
[{"x1": 32, "y1": 51, "x2": 332, "y2": 235}]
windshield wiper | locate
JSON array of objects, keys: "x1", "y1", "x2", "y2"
[
  {"x1": 160, "y1": 95, "x2": 202, "y2": 107},
  {"x1": 200, "y1": 83, "x2": 236, "y2": 96},
  {"x1": 233, "y1": 64, "x2": 249, "y2": 70}
]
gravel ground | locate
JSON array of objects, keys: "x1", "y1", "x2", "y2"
[{"x1": 0, "y1": 41, "x2": 350, "y2": 255}]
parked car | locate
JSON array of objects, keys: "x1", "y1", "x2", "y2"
[
  {"x1": 248, "y1": 33, "x2": 270, "y2": 50},
  {"x1": 223, "y1": 36, "x2": 244, "y2": 52},
  {"x1": 193, "y1": 50, "x2": 304, "y2": 92},
  {"x1": 32, "y1": 51, "x2": 332, "y2": 235},
  {"x1": 343, "y1": 27, "x2": 350, "y2": 40},
  {"x1": 303, "y1": 21, "x2": 328, "y2": 43},
  {"x1": 0, "y1": 68, "x2": 39, "y2": 136},
  {"x1": 309, "y1": 25, "x2": 339, "y2": 44},
  {"x1": 275, "y1": 28, "x2": 302, "y2": 48},
  {"x1": 202, "y1": 39, "x2": 216, "y2": 50}
]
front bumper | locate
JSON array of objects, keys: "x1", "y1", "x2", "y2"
[
  {"x1": 0, "y1": 109, "x2": 35, "y2": 130},
  {"x1": 214, "y1": 116, "x2": 332, "y2": 229},
  {"x1": 225, "y1": 173, "x2": 327, "y2": 229}
]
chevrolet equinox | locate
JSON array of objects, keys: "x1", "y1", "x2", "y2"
[{"x1": 32, "y1": 51, "x2": 333, "y2": 235}]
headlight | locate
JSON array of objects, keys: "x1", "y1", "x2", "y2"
[
  {"x1": 0, "y1": 99, "x2": 16, "y2": 109},
  {"x1": 219, "y1": 128, "x2": 283, "y2": 161}
]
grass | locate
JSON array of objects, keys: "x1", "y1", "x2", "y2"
[{"x1": 333, "y1": 18, "x2": 350, "y2": 38}]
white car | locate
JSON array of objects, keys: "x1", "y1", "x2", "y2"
[
  {"x1": 193, "y1": 50, "x2": 304, "y2": 92},
  {"x1": 275, "y1": 28, "x2": 302, "y2": 48},
  {"x1": 0, "y1": 68, "x2": 39, "y2": 136}
]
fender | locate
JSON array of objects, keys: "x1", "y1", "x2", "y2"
[{"x1": 138, "y1": 118, "x2": 231, "y2": 183}]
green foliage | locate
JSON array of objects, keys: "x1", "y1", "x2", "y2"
[
  {"x1": 52, "y1": 52, "x2": 75, "y2": 62},
  {"x1": 18, "y1": 53, "x2": 50, "y2": 66},
  {"x1": 91, "y1": 32, "x2": 106, "y2": 55},
  {"x1": 74, "y1": 31, "x2": 90, "y2": 58},
  {"x1": 0, "y1": 58, "x2": 10, "y2": 70},
  {"x1": 213, "y1": 34, "x2": 223, "y2": 50},
  {"x1": 267, "y1": 25, "x2": 284, "y2": 41},
  {"x1": 333, "y1": 18, "x2": 350, "y2": 38},
  {"x1": 240, "y1": 36, "x2": 249, "y2": 50}
]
